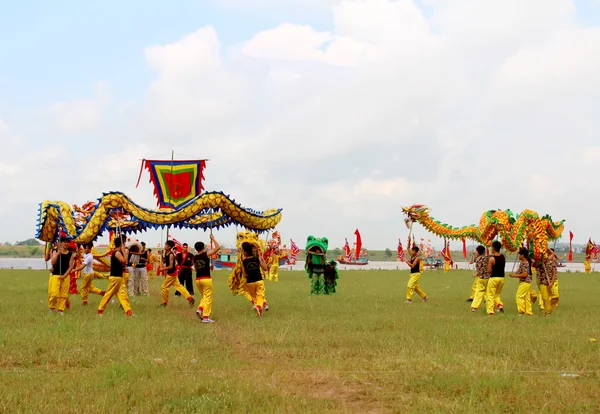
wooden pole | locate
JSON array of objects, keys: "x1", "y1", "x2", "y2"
[{"x1": 165, "y1": 150, "x2": 174, "y2": 243}]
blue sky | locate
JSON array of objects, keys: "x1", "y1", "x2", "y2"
[
  {"x1": 0, "y1": 0, "x2": 334, "y2": 108},
  {"x1": 1, "y1": 0, "x2": 598, "y2": 110}
]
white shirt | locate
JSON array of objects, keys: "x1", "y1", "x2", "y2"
[{"x1": 83, "y1": 253, "x2": 94, "y2": 274}]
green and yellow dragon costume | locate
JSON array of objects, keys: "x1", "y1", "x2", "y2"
[
  {"x1": 305, "y1": 236, "x2": 339, "y2": 295},
  {"x1": 402, "y1": 204, "x2": 564, "y2": 260}
]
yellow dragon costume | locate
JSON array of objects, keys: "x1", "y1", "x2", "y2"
[
  {"x1": 402, "y1": 204, "x2": 564, "y2": 260},
  {"x1": 36, "y1": 191, "x2": 282, "y2": 244}
]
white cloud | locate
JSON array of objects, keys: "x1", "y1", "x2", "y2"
[
  {"x1": 2, "y1": 0, "x2": 600, "y2": 249},
  {"x1": 49, "y1": 83, "x2": 110, "y2": 133},
  {"x1": 242, "y1": 23, "x2": 365, "y2": 66}
]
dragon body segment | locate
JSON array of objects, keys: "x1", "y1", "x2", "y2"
[
  {"x1": 36, "y1": 191, "x2": 282, "y2": 244},
  {"x1": 402, "y1": 204, "x2": 564, "y2": 260}
]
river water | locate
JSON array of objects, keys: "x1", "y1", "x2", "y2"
[{"x1": 0, "y1": 258, "x2": 591, "y2": 273}]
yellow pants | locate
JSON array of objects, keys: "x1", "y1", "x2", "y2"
[
  {"x1": 244, "y1": 281, "x2": 266, "y2": 309},
  {"x1": 195, "y1": 278, "x2": 213, "y2": 317},
  {"x1": 529, "y1": 289, "x2": 538, "y2": 304},
  {"x1": 98, "y1": 277, "x2": 132, "y2": 314},
  {"x1": 539, "y1": 284, "x2": 552, "y2": 315},
  {"x1": 469, "y1": 277, "x2": 479, "y2": 300},
  {"x1": 471, "y1": 278, "x2": 488, "y2": 309},
  {"x1": 406, "y1": 272, "x2": 427, "y2": 300},
  {"x1": 516, "y1": 282, "x2": 533, "y2": 315},
  {"x1": 49, "y1": 275, "x2": 69, "y2": 312},
  {"x1": 269, "y1": 263, "x2": 279, "y2": 282},
  {"x1": 48, "y1": 273, "x2": 53, "y2": 308},
  {"x1": 550, "y1": 280, "x2": 559, "y2": 308},
  {"x1": 80, "y1": 273, "x2": 103, "y2": 303},
  {"x1": 161, "y1": 275, "x2": 191, "y2": 304},
  {"x1": 536, "y1": 281, "x2": 545, "y2": 310},
  {"x1": 485, "y1": 277, "x2": 504, "y2": 315}
]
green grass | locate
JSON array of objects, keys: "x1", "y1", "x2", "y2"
[{"x1": 0, "y1": 269, "x2": 599, "y2": 413}]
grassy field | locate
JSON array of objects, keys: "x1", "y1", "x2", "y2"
[{"x1": 1, "y1": 269, "x2": 599, "y2": 413}]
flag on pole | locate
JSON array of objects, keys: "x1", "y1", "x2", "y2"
[
  {"x1": 568, "y1": 231, "x2": 574, "y2": 262},
  {"x1": 354, "y1": 229, "x2": 362, "y2": 260},
  {"x1": 136, "y1": 159, "x2": 207, "y2": 208},
  {"x1": 397, "y1": 239, "x2": 405, "y2": 261}
]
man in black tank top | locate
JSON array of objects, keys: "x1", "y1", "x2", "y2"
[
  {"x1": 159, "y1": 240, "x2": 195, "y2": 308},
  {"x1": 48, "y1": 236, "x2": 76, "y2": 314},
  {"x1": 193, "y1": 235, "x2": 220, "y2": 323},
  {"x1": 98, "y1": 235, "x2": 134, "y2": 316},
  {"x1": 405, "y1": 246, "x2": 428, "y2": 303},
  {"x1": 240, "y1": 242, "x2": 269, "y2": 317},
  {"x1": 485, "y1": 240, "x2": 505, "y2": 315}
]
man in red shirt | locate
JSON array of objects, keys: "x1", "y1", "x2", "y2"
[{"x1": 175, "y1": 243, "x2": 194, "y2": 297}]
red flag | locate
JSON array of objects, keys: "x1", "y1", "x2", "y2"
[
  {"x1": 397, "y1": 239, "x2": 405, "y2": 262},
  {"x1": 568, "y1": 231, "x2": 573, "y2": 262},
  {"x1": 354, "y1": 229, "x2": 362, "y2": 260},
  {"x1": 462, "y1": 238, "x2": 467, "y2": 259}
]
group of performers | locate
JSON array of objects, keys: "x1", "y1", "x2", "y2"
[
  {"x1": 465, "y1": 241, "x2": 560, "y2": 316},
  {"x1": 401, "y1": 240, "x2": 560, "y2": 316},
  {"x1": 44, "y1": 231, "x2": 565, "y2": 321},
  {"x1": 44, "y1": 233, "x2": 277, "y2": 322}
]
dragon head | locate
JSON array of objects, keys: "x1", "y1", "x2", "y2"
[
  {"x1": 306, "y1": 235, "x2": 328, "y2": 254},
  {"x1": 402, "y1": 204, "x2": 431, "y2": 225},
  {"x1": 236, "y1": 231, "x2": 262, "y2": 251}
]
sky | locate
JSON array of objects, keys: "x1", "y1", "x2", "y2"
[{"x1": 1, "y1": 0, "x2": 600, "y2": 250}]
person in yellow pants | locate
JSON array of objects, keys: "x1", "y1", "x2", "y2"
[
  {"x1": 160, "y1": 240, "x2": 195, "y2": 308},
  {"x1": 267, "y1": 248, "x2": 281, "y2": 282},
  {"x1": 75, "y1": 243, "x2": 105, "y2": 305},
  {"x1": 470, "y1": 245, "x2": 490, "y2": 312},
  {"x1": 193, "y1": 235, "x2": 220, "y2": 323},
  {"x1": 44, "y1": 242, "x2": 56, "y2": 309},
  {"x1": 510, "y1": 247, "x2": 533, "y2": 315},
  {"x1": 98, "y1": 236, "x2": 133, "y2": 316},
  {"x1": 146, "y1": 249, "x2": 156, "y2": 280},
  {"x1": 467, "y1": 250, "x2": 482, "y2": 302},
  {"x1": 405, "y1": 246, "x2": 428, "y2": 303},
  {"x1": 485, "y1": 240, "x2": 505, "y2": 315},
  {"x1": 48, "y1": 236, "x2": 76, "y2": 315},
  {"x1": 548, "y1": 249, "x2": 560, "y2": 308},
  {"x1": 467, "y1": 278, "x2": 478, "y2": 302},
  {"x1": 534, "y1": 254, "x2": 554, "y2": 316},
  {"x1": 240, "y1": 241, "x2": 269, "y2": 317}
]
